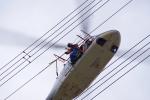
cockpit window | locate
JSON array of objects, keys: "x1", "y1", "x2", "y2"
[
  {"x1": 96, "y1": 38, "x2": 106, "y2": 46},
  {"x1": 111, "y1": 45, "x2": 118, "y2": 53}
]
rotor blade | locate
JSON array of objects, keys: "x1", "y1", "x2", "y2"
[
  {"x1": 0, "y1": 29, "x2": 65, "y2": 49},
  {"x1": 75, "y1": 0, "x2": 92, "y2": 37}
]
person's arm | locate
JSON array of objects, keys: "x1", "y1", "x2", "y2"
[{"x1": 65, "y1": 48, "x2": 72, "y2": 54}]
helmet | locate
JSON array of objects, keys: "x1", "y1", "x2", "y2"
[{"x1": 67, "y1": 43, "x2": 73, "y2": 47}]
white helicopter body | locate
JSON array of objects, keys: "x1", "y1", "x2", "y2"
[{"x1": 46, "y1": 30, "x2": 121, "y2": 100}]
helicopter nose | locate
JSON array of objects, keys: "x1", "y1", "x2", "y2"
[
  {"x1": 96, "y1": 30, "x2": 121, "y2": 46},
  {"x1": 106, "y1": 30, "x2": 121, "y2": 53},
  {"x1": 107, "y1": 30, "x2": 121, "y2": 47}
]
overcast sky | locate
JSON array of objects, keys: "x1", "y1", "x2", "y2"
[{"x1": 0, "y1": 0, "x2": 150, "y2": 100}]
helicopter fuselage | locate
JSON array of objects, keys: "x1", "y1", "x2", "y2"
[{"x1": 46, "y1": 30, "x2": 121, "y2": 100}]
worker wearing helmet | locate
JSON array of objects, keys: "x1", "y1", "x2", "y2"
[{"x1": 65, "y1": 43, "x2": 79, "y2": 64}]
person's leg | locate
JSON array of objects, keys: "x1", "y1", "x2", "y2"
[{"x1": 70, "y1": 54, "x2": 76, "y2": 64}]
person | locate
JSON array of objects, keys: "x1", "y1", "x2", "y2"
[
  {"x1": 80, "y1": 39, "x2": 92, "y2": 53},
  {"x1": 65, "y1": 43, "x2": 80, "y2": 64}
]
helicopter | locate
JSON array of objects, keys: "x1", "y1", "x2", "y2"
[{"x1": 46, "y1": 30, "x2": 121, "y2": 100}]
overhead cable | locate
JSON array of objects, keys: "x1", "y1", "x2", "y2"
[
  {"x1": 77, "y1": 0, "x2": 134, "y2": 46},
  {"x1": 4, "y1": 54, "x2": 64, "y2": 100},
  {"x1": 90, "y1": 54, "x2": 150, "y2": 100},
  {"x1": 0, "y1": 0, "x2": 98, "y2": 77},
  {"x1": 0, "y1": 0, "x2": 90, "y2": 71},
  {"x1": 0, "y1": 0, "x2": 110, "y2": 87},
  {"x1": 3, "y1": 0, "x2": 136, "y2": 99},
  {"x1": 81, "y1": 47, "x2": 149, "y2": 99},
  {"x1": 76, "y1": 38, "x2": 150, "y2": 99}
]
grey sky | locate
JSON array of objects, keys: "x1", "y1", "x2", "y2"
[{"x1": 0, "y1": 0, "x2": 150, "y2": 100}]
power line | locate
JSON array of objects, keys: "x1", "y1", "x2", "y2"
[
  {"x1": 75, "y1": 0, "x2": 136, "y2": 98},
  {"x1": 31, "y1": 0, "x2": 148, "y2": 99},
  {"x1": 25, "y1": 0, "x2": 98, "y2": 56},
  {"x1": 4, "y1": 64, "x2": 53, "y2": 100},
  {"x1": 90, "y1": 54, "x2": 150, "y2": 100},
  {"x1": 29, "y1": 0, "x2": 103, "y2": 58},
  {"x1": 76, "y1": 38, "x2": 150, "y2": 99},
  {"x1": 81, "y1": 47, "x2": 149, "y2": 99},
  {"x1": 90, "y1": 0, "x2": 133, "y2": 34},
  {"x1": 4, "y1": 55, "x2": 64, "y2": 100},
  {"x1": 3, "y1": 0, "x2": 136, "y2": 98},
  {"x1": 77, "y1": 0, "x2": 134, "y2": 48},
  {"x1": 0, "y1": 0, "x2": 98, "y2": 78},
  {"x1": 4, "y1": 36, "x2": 149, "y2": 100},
  {"x1": 0, "y1": 0, "x2": 102, "y2": 81},
  {"x1": 0, "y1": 0, "x2": 110, "y2": 87},
  {"x1": 5, "y1": 38, "x2": 149, "y2": 100},
  {"x1": 0, "y1": 0, "x2": 90, "y2": 72},
  {"x1": 90, "y1": 0, "x2": 133, "y2": 33}
]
